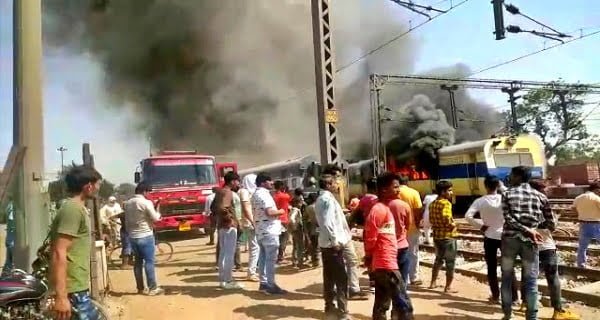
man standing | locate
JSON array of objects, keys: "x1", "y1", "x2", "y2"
[
  {"x1": 501, "y1": 166, "x2": 554, "y2": 320},
  {"x1": 365, "y1": 172, "x2": 414, "y2": 320},
  {"x1": 397, "y1": 175, "x2": 423, "y2": 286},
  {"x1": 315, "y1": 174, "x2": 353, "y2": 319},
  {"x1": 465, "y1": 175, "x2": 511, "y2": 303},
  {"x1": 252, "y1": 173, "x2": 287, "y2": 294},
  {"x1": 573, "y1": 181, "x2": 600, "y2": 269},
  {"x1": 212, "y1": 172, "x2": 244, "y2": 290},
  {"x1": 2, "y1": 196, "x2": 15, "y2": 276},
  {"x1": 239, "y1": 174, "x2": 259, "y2": 281},
  {"x1": 124, "y1": 181, "x2": 164, "y2": 296},
  {"x1": 303, "y1": 193, "x2": 321, "y2": 267},
  {"x1": 274, "y1": 181, "x2": 291, "y2": 263},
  {"x1": 204, "y1": 187, "x2": 218, "y2": 245},
  {"x1": 322, "y1": 165, "x2": 367, "y2": 300},
  {"x1": 428, "y1": 180, "x2": 458, "y2": 293},
  {"x1": 50, "y1": 165, "x2": 104, "y2": 319},
  {"x1": 100, "y1": 196, "x2": 122, "y2": 240}
]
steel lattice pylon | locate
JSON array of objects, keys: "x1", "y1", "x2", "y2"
[{"x1": 311, "y1": 0, "x2": 340, "y2": 166}]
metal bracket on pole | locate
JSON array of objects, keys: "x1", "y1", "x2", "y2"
[
  {"x1": 501, "y1": 84, "x2": 521, "y2": 133},
  {"x1": 440, "y1": 84, "x2": 460, "y2": 129},
  {"x1": 311, "y1": 0, "x2": 341, "y2": 166}
]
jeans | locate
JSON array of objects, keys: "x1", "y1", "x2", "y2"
[
  {"x1": 278, "y1": 228, "x2": 290, "y2": 261},
  {"x1": 69, "y1": 291, "x2": 102, "y2": 320},
  {"x1": 372, "y1": 270, "x2": 414, "y2": 320},
  {"x1": 433, "y1": 239, "x2": 457, "y2": 279},
  {"x1": 246, "y1": 228, "x2": 260, "y2": 277},
  {"x1": 397, "y1": 248, "x2": 410, "y2": 289},
  {"x1": 322, "y1": 247, "x2": 348, "y2": 314},
  {"x1": 407, "y1": 232, "x2": 420, "y2": 283},
  {"x1": 308, "y1": 234, "x2": 320, "y2": 265},
  {"x1": 577, "y1": 222, "x2": 600, "y2": 267},
  {"x1": 130, "y1": 235, "x2": 158, "y2": 291},
  {"x1": 258, "y1": 234, "x2": 280, "y2": 287},
  {"x1": 501, "y1": 236, "x2": 539, "y2": 320},
  {"x1": 218, "y1": 227, "x2": 237, "y2": 283},
  {"x1": 120, "y1": 229, "x2": 132, "y2": 256},
  {"x1": 341, "y1": 241, "x2": 361, "y2": 293},
  {"x1": 523, "y1": 249, "x2": 561, "y2": 311},
  {"x1": 292, "y1": 230, "x2": 305, "y2": 265},
  {"x1": 234, "y1": 227, "x2": 243, "y2": 269},
  {"x1": 484, "y1": 237, "x2": 518, "y2": 300}
]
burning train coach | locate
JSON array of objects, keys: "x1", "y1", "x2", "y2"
[
  {"x1": 238, "y1": 134, "x2": 546, "y2": 215},
  {"x1": 348, "y1": 134, "x2": 546, "y2": 214}
]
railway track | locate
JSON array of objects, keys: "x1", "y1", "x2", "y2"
[
  {"x1": 452, "y1": 234, "x2": 599, "y2": 256},
  {"x1": 419, "y1": 244, "x2": 600, "y2": 281}
]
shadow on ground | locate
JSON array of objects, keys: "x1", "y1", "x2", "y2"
[{"x1": 233, "y1": 304, "x2": 371, "y2": 320}]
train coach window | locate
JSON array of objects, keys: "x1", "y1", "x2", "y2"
[{"x1": 494, "y1": 153, "x2": 534, "y2": 167}]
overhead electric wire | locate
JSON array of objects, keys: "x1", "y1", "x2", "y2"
[
  {"x1": 278, "y1": 0, "x2": 471, "y2": 103},
  {"x1": 467, "y1": 28, "x2": 600, "y2": 78},
  {"x1": 335, "y1": 0, "x2": 471, "y2": 73}
]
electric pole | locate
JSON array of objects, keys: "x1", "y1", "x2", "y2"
[
  {"x1": 492, "y1": 0, "x2": 506, "y2": 40},
  {"x1": 440, "y1": 84, "x2": 459, "y2": 128},
  {"x1": 57, "y1": 146, "x2": 67, "y2": 175},
  {"x1": 501, "y1": 84, "x2": 522, "y2": 133},
  {"x1": 311, "y1": 0, "x2": 341, "y2": 167},
  {"x1": 13, "y1": 0, "x2": 46, "y2": 270}
]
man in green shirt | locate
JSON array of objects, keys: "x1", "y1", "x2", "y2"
[{"x1": 50, "y1": 165, "x2": 103, "y2": 320}]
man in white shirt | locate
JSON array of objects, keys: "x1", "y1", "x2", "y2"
[
  {"x1": 239, "y1": 174, "x2": 259, "y2": 281},
  {"x1": 100, "y1": 196, "x2": 122, "y2": 243},
  {"x1": 124, "y1": 182, "x2": 163, "y2": 296},
  {"x1": 251, "y1": 173, "x2": 287, "y2": 295},
  {"x1": 315, "y1": 174, "x2": 353, "y2": 320},
  {"x1": 421, "y1": 193, "x2": 438, "y2": 245},
  {"x1": 465, "y1": 175, "x2": 515, "y2": 303}
]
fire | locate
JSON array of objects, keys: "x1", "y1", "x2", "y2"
[{"x1": 387, "y1": 157, "x2": 430, "y2": 180}]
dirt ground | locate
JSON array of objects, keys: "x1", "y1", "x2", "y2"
[{"x1": 102, "y1": 237, "x2": 600, "y2": 320}]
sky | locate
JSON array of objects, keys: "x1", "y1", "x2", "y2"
[{"x1": 1, "y1": 0, "x2": 599, "y2": 184}]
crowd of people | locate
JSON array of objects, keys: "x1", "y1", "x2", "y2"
[{"x1": 33, "y1": 162, "x2": 600, "y2": 319}]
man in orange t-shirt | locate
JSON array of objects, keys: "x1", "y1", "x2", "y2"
[
  {"x1": 397, "y1": 175, "x2": 423, "y2": 286},
  {"x1": 274, "y1": 181, "x2": 291, "y2": 262}
]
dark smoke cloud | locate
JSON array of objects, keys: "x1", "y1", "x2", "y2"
[
  {"x1": 43, "y1": 0, "x2": 499, "y2": 168},
  {"x1": 382, "y1": 64, "x2": 502, "y2": 162},
  {"x1": 43, "y1": 0, "x2": 419, "y2": 166}
]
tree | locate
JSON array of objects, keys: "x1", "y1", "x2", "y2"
[
  {"x1": 553, "y1": 137, "x2": 600, "y2": 164},
  {"x1": 98, "y1": 180, "x2": 115, "y2": 200},
  {"x1": 48, "y1": 179, "x2": 67, "y2": 203},
  {"x1": 115, "y1": 183, "x2": 136, "y2": 199},
  {"x1": 509, "y1": 81, "x2": 591, "y2": 159}
]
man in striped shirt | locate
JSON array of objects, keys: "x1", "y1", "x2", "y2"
[{"x1": 500, "y1": 166, "x2": 554, "y2": 320}]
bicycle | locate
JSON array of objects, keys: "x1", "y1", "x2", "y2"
[{"x1": 107, "y1": 239, "x2": 174, "y2": 268}]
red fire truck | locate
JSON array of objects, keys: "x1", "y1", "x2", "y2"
[{"x1": 134, "y1": 151, "x2": 237, "y2": 232}]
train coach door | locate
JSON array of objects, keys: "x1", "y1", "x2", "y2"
[{"x1": 467, "y1": 153, "x2": 480, "y2": 194}]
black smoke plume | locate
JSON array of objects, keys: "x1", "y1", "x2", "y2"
[{"x1": 43, "y1": 0, "x2": 500, "y2": 167}]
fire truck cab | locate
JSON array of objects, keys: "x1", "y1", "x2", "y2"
[{"x1": 134, "y1": 151, "x2": 236, "y2": 233}]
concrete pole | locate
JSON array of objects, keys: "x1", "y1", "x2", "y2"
[{"x1": 13, "y1": 0, "x2": 47, "y2": 270}]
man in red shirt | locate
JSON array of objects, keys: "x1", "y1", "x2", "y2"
[
  {"x1": 388, "y1": 191, "x2": 412, "y2": 289},
  {"x1": 274, "y1": 181, "x2": 291, "y2": 262},
  {"x1": 365, "y1": 172, "x2": 414, "y2": 320}
]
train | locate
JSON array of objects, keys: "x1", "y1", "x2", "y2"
[{"x1": 238, "y1": 134, "x2": 547, "y2": 214}]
